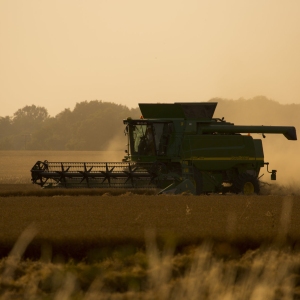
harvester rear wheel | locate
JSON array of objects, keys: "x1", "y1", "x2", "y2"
[{"x1": 231, "y1": 173, "x2": 260, "y2": 195}]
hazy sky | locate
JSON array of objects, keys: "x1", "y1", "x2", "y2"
[{"x1": 1, "y1": 0, "x2": 300, "y2": 117}]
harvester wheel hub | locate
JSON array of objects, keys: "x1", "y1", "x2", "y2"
[{"x1": 231, "y1": 173, "x2": 260, "y2": 195}]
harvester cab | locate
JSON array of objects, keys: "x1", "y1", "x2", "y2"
[
  {"x1": 123, "y1": 120, "x2": 173, "y2": 158},
  {"x1": 31, "y1": 102, "x2": 297, "y2": 195}
]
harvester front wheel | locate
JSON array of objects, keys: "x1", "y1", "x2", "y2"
[{"x1": 231, "y1": 173, "x2": 260, "y2": 195}]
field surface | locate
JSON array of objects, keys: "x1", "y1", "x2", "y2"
[{"x1": 0, "y1": 185, "x2": 299, "y2": 258}]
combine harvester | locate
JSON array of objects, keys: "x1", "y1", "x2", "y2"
[{"x1": 31, "y1": 102, "x2": 297, "y2": 195}]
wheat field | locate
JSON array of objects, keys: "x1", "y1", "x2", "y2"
[
  {"x1": 0, "y1": 194, "x2": 299, "y2": 254},
  {"x1": 1, "y1": 151, "x2": 300, "y2": 299}
]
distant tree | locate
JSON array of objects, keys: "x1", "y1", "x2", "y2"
[
  {"x1": 65, "y1": 101, "x2": 138, "y2": 150},
  {"x1": 0, "y1": 116, "x2": 12, "y2": 133},
  {"x1": 0, "y1": 137, "x2": 13, "y2": 150},
  {"x1": 13, "y1": 105, "x2": 49, "y2": 131},
  {"x1": 208, "y1": 96, "x2": 296, "y2": 126},
  {"x1": 0, "y1": 116, "x2": 13, "y2": 149},
  {"x1": 26, "y1": 101, "x2": 140, "y2": 150},
  {"x1": 6, "y1": 105, "x2": 49, "y2": 149},
  {"x1": 13, "y1": 105, "x2": 48, "y2": 121}
]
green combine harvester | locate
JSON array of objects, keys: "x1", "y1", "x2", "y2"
[{"x1": 31, "y1": 102, "x2": 297, "y2": 195}]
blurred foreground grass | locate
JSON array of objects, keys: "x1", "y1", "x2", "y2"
[
  {"x1": 1, "y1": 192, "x2": 300, "y2": 299},
  {"x1": 1, "y1": 227, "x2": 300, "y2": 299}
]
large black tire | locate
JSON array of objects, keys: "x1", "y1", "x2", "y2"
[
  {"x1": 194, "y1": 167, "x2": 203, "y2": 195},
  {"x1": 231, "y1": 173, "x2": 260, "y2": 195}
]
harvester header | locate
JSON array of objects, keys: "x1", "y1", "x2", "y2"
[{"x1": 31, "y1": 102, "x2": 297, "y2": 195}]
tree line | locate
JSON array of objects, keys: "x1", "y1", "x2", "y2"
[
  {"x1": 0, "y1": 101, "x2": 140, "y2": 150},
  {"x1": 0, "y1": 97, "x2": 298, "y2": 150}
]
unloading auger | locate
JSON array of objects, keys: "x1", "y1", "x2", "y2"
[{"x1": 31, "y1": 102, "x2": 297, "y2": 195}]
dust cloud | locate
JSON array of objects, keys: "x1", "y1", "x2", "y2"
[
  {"x1": 212, "y1": 97, "x2": 299, "y2": 187},
  {"x1": 102, "y1": 134, "x2": 128, "y2": 162}
]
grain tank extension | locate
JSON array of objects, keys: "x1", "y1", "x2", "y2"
[{"x1": 31, "y1": 102, "x2": 297, "y2": 195}]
